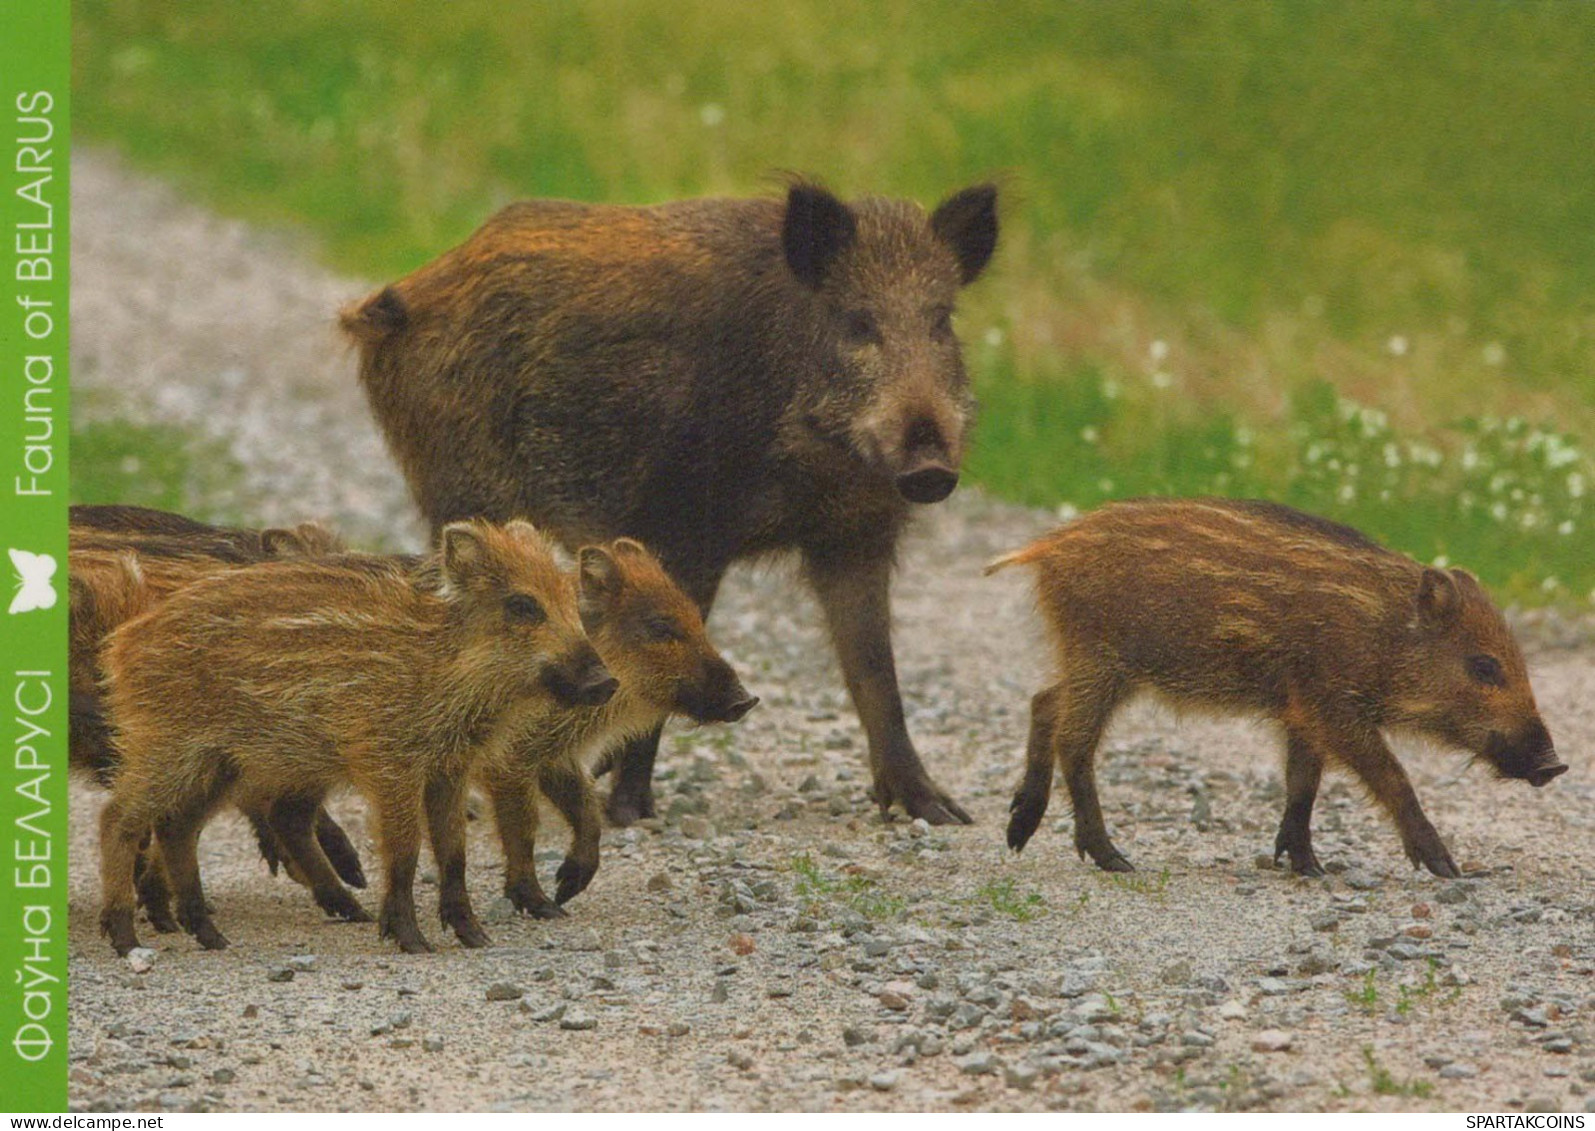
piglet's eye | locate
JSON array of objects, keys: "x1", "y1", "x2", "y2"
[
  {"x1": 1467, "y1": 654, "x2": 1505, "y2": 687},
  {"x1": 505, "y1": 594, "x2": 546, "y2": 624}
]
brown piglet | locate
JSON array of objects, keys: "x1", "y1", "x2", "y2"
[
  {"x1": 477, "y1": 538, "x2": 758, "y2": 917},
  {"x1": 69, "y1": 507, "x2": 365, "y2": 920},
  {"x1": 98, "y1": 519, "x2": 615, "y2": 956},
  {"x1": 990, "y1": 498, "x2": 1565, "y2": 878}
]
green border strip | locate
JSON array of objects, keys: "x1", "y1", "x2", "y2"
[{"x1": 1, "y1": 0, "x2": 70, "y2": 1113}]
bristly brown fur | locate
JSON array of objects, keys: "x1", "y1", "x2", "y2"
[
  {"x1": 996, "y1": 497, "x2": 1559, "y2": 880},
  {"x1": 69, "y1": 508, "x2": 363, "y2": 921},
  {"x1": 95, "y1": 519, "x2": 606, "y2": 957},
  {"x1": 476, "y1": 538, "x2": 755, "y2": 917},
  {"x1": 342, "y1": 179, "x2": 1000, "y2": 828}
]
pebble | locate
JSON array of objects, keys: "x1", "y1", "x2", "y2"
[
  {"x1": 1436, "y1": 883, "x2": 1471, "y2": 905},
  {"x1": 728, "y1": 1050, "x2": 754, "y2": 1070},
  {"x1": 729, "y1": 933, "x2": 756, "y2": 957},
  {"x1": 287, "y1": 955, "x2": 317, "y2": 973},
  {"x1": 1004, "y1": 1061, "x2": 1039, "y2": 1090},
  {"x1": 842, "y1": 1026, "x2": 872, "y2": 1048},
  {"x1": 1309, "y1": 911, "x2": 1340, "y2": 933},
  {"x1": 527, "y1": 1003, "x2": 566, "y2": 1023},
  {"x1": 211, "y1": 1068, "x2": 236, "y2": 1085},
  {"x1": 869, "y1": 1071, "x2": 900, "y2": 1092},
  {"x1": 646, "y1": 872, "x2": 673, "y2": 893},
  {"x1": 1440, "y1": 1063, "x2": 1479, "y2": 1079},
  {"x1": 680, "y1": 816, "x2": 714, "y2": 840},
  {"x1": 485, "y1": 982, "x2": 523, "y2": 1002},
  {"x1": 878, "y1": 991, "x2": 910, "y2": 1011},
  {"x1": 567, "y1": 929, "x2": 602, "y2": 952},
  {"x1": 1218, "y1": 1001, "x2": 1248, "y2": 1021},
  {"x1": 560, "y1": 1013, "x2": 597, "y2": 1031},
  {"x1": 957, "y1": 1051, "x2": 997, "y2": 1076},
  {"x1": 125, "y1": 948, "x2": 157, "y2": 975},
  {"x1": 423, "y1": 1036, "x2": 445, "y2": 1053},
  {"x1": 1251, "y1": 1030, "x2": 1293, "y2": 1053},
  {"x1": 265, "y1": 966, "x2": 294, "y2": 984},
  {"x1": 1342, "y1": 869, "x2": 1382, "y2": 891}
]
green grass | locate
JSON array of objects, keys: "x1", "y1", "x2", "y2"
[
  {"x1": 790, "y1": 853, "x2": 905, "y2": 922},
  {"x1": 1363, "y1": 1047, "x2": 1434, "y2": 1099},
  {"x1": 972, "y1": 878, "x2": 1047, "y2": 922},
  {"x1": 70, "y1": 419, "x2": 247, "y2": 518},
  {"x1": 72, "y1": 1, "x2": 1595, "y2": 601}
]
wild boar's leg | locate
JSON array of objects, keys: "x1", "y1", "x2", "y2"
[
  {"x1": 132, "y1": 832, "x2": 180, "y2": 933},
  {"x1": 266, "y1": 794, "x2": 373, "y2": 923},
  {"x1": 605, "y1": 727, "x2": 665, "y2": 826},
  {"x1": 424, "y1": 772, "x2": 490, "y2": 948},
  {"x1": 540, "y1": 757, "x2": 603, "y2": 906},
  {"x1": 155, "y1": 805, "x2": 229, "y2": 951},
  {"x1": 1273, "y1": 730, "x2": 1326, "y2": 877},
  {"x1": 1047, "y1": 668, "x2": 1129, "y2": 872},
  {"x1": 807, "y1": 550, "x2": 972, "y2": 826},
  {"x1": 373, "y1": 785, "x2": 434, "y2": 954},
  {"x1": 99, "y1": 798, "x2": 147, "y2": 956},
  {"x1": 484, "y1": 766, "x2": 563, "y2": 918},
  {"x1": 1006, "y1": 685, "x2": 1063, "y2": 852},
  {"x1": 1313, "y1": 713, "x2": 1461, "y2": 878},
  {"x1": 315, "y1": 808, "x2": 368, "y2": 889}
]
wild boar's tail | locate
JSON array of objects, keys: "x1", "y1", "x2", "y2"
[
  {"x1": 982, "y1": 544, "x2": 1044, "y2": 576},
  {"x1": 338, "y1": 285, "x2": 409, "y2": 349}
]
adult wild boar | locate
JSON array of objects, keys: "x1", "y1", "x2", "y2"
[{"x1": 344, "y1": 179, "x2": 999, "y2": 825}]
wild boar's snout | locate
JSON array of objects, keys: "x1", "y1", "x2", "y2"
[
  {"x1": 894, "y1": 415, "x2": 961, "y2": 504},
  {"x1": 680, "y1": 659, "x2": 759, "y2": 725},
  {"x1": 547, "y1": 647, "x2": 618, "y2": 708},
  {"x1": 1486, "y1": 717, "x2": 1565, "y2": 786}
]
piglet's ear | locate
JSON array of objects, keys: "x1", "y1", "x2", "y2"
[
  {"x1": 931, "y1": 183, "x2": 999, "y2": 285},
  {"x1": 441, "y1": 522, "x2": 491, "y2": 590},
  {"x1": 1416, "y1": 567, "x2": 1460, "y2": 630},
  {"x1": 577, "y1": 545, "x2": 622, "y2": 625},
  {"x1": 783, "y1": 182, "x2": 856, "y2": 290}
]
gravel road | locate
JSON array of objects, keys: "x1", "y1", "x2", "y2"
[{"x1": 65, "y1": 150, "x2": 1595, "y2": 1113}]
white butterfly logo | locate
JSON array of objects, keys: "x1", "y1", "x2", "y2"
[{"x1": 8, "y1": 548, "x2": 58, "y2": 615}]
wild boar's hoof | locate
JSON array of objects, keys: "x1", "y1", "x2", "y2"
[
  {"x1": 555, "y1": 857, "x2": 598, "y2": 905},
  {"x1": 1273, "y1": 829, "x2": 1326, "y2": 878},
  {"x1": 875, "y1": 773, "x2": 973, "y2": 826},
  {"x1": 145, "y1": 905, "x2": 181, "y2": 934},
  {"x1": 316, "y1": 887, "x2": 373, "y2": 924},
  {"x1": 317, "y1": 817, "x2": 368, "y2": 889},
  {"x1": 1006, "y1": 792, "x2": 1047, "y2": 853},
  {"x1": 101, "y1": 909, "x2": 141, "y2": 957},
  {"x1": 1404, "y1": 830, "x2": 1460, "y2": 879},
  {"x1": 505, "y1": 879, "x2": 563, "y2": 918},
  {"x1": 191, "y1": 920, "x2": 229, "y2": 951},
  {"x1": 380, "y1": 909, "x2": 435, "y2": 954},
  {"x1": 1078, "y1": 841, "x2": 1135, "y2": 873},
  {"x1": 605, "y1": 785, "x2": 656, "y2": 828},
  {"x1": 446, "y1": 914, "x2": 491, "y2": 950}
]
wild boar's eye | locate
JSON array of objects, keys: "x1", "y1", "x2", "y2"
[
  {"x1": 841, "y1": 309, "x2": 881, "y2": 346},
  {"x1": 505, "y1": 594, "x2": 546, "y2": 625},
  {"x1": 1466, "y1": 654, "x2": 1505, "y2": 687},
  {"x1": 641, "y1": 617, "x2": 684, "y2": 644}
]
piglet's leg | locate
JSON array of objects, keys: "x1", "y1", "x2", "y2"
[
  {"x1": 540, "y1": 756, "x2": 602, "y2": 906},
  {"x1": 1274, "y1": 730, "x2": 1326, "y2": 877},
  {"x1": 425, "y1": 772, "x2": 490, "y2": 948},
  {"x1": 484, "y1": 764, "x2": 562, "y2": 919},
  {"x1": 1007, "y1": 685, "x2": 1062, "y2": 852},
  {"x1": 373, "y1": 785, "x2": 433, "y2": 954},
  {"x1": 1315, "y1": 713, "x2": 1460, "y2": 878}
]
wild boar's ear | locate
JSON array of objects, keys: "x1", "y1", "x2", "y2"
[
  {"x1": 259, "y1": 528, "x2": 305, "y2": 558},
  {"x1": 502, "y1": 519, "x2": 543, "y2": 547},
  {"x1": 440, "y1": 523, "x2": 492, "y2": 590},
  {"x1": 931, "y1": 183, "x2": 999, "y2": 285},
  {"x1": 783, "y1": 183, "x2": 857, "y2": 290},
  {"x1": 610, "y1": 538, "x2": 648, "y2": 560},
  {"x1": 1416, "y1": 567, "x2": 1461, "y2": 630}
]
